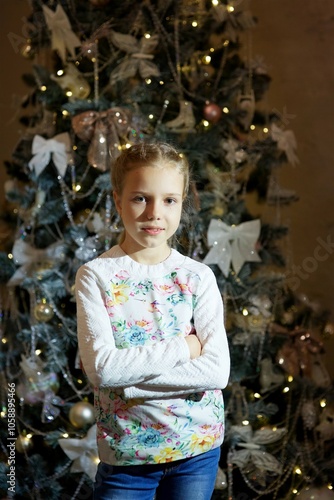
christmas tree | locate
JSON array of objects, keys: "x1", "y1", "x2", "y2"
[{"x1": 1, "y1": 1, "x2": 334, "y2": 499}]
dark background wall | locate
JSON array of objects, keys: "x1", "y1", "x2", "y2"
[{"x1": 1, "y1": 0, "x2": 334, "y2": 376}]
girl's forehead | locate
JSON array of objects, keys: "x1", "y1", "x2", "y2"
[{"x1": 124, "y1": 165, "x2": 184, "y2": 190}]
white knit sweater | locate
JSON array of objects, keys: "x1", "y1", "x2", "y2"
[{"x1": 75, "y1": 245, "x2": 230, "y2": 465}]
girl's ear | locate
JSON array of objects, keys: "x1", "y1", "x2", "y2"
[{"x1": 113, "y1": 191, "x2": 121, "y2": 215}]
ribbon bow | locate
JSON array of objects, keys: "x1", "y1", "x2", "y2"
[
  {"x1": 42, "y1": 4, "x2": 81, "y2": 62},
  {"x1": 29, "y1": 133, "x2": 71, "y2": 177},
  {"x1": 270, "y1": 123, "x2": 299, "y2": 166},
  {"x1": 276, "y1": 326, "x2": 330, "y2": 385},
  {"x1": 110, "y1": 31, "x2": 160, "y2": 84},
  {"x1": 7, "y1": 238, "x2": 65, "y2": 286},
  {"x1": 203, "y1": 219, "x2": 261, "y2": 276},
  {"x1": 72, "y1": 108, "x2": 130, "y2": 172},
  {"x1": 59, "y1": 424, "x2": 99, "y2": 481},
  {"x1": 229, "y1": 424, "x2": 286, "y2": 473}
]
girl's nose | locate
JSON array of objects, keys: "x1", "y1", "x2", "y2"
[{"x1": 146, "y1": 201, "x2": 161, "y2": 220}]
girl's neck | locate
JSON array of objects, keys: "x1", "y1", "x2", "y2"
[{"x1": 119, "y1": 244, "x2": 172, "y2": 265}]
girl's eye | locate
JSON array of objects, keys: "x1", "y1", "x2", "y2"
[
  {"x1": 133, "y1": 195, "x2": 146, "y2": 203},
  {"x1": 166, "y1": 198, "x2": 177, "y2": 205}
]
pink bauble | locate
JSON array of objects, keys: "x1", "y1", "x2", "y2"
[
  {"x1": 203, "y1": 102, "x2": 222, "y2": 123},
  {"x1": 298, "y1": 487, "x2": 334, "y2": 500}
]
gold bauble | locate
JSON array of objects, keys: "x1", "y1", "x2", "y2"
[
  {"x1": 69, "y1": 401, "x2": 95, "y2": 428},
  {"x1": 16, "y1": 434, "x2": 33, "y2": 453},
  {"x1": 34, "y1": 301, "x2": 54, "y2": 322}
]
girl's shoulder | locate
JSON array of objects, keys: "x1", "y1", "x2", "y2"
[
  {"x1": 76, "y1": 245, "x2": 123, "y2": 276},
  {"x1": 173, "y1": 251, "x2": 216, "y2": 281}
]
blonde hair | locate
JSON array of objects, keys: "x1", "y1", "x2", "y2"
[{"x1": 111, "y1": 142, "x2": 190, "y2": 199}]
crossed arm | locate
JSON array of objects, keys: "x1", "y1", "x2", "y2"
[{"x1": 76, "y1": 265, "x2": 230, "y2": 399}]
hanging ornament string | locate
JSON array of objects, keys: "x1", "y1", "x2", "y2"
[
  {"x1": 212, "y1": 43, "x2": 229, "y2": 98},
  {"x1": 173, "y1": 14, "x2": 183, "y2": 100},
  {"x1": 146, "y1": 2, "x2": 180, "y2": 87},
  {"x1": 92, "y1": 40, "x2": 99, "y2": 104},
  {"x1": 58, "y1": 176, "x2": 75, "y2": 226},
  {"x1": 81, "y1": 189, "x2": 106, "y2": 228}
]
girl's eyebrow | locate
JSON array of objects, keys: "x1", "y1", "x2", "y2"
[{"x1": 130, "y1": 190, "x2": 183, "y2": 197}]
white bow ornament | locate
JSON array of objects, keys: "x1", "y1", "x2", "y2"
[
  {"x1": 42, "y1": 4, "x2": 81, "y2": 62},
  {"x1": 59, "y1": 424, "x2": 99, "y2": 481},
  {"x1": 29, "y1": 133, "x2": 71, "y2": 177},
  {"x1": 203, "y1": 219, "x2": 261, "y2": 276},
  {"x1": 7, "y1": 238, "x2": 65, "y2": 286}
]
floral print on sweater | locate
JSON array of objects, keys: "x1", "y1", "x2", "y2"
[
  {"x1": 95, "y1": 267, "x2": 224, "y2": 465},
  {"x1": 76, "y1": 246, "x2": 230, "y2": 466}
]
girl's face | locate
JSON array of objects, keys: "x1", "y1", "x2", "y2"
[{"x1": 114, "y1": 164, "x2": 184, "y2": 263}]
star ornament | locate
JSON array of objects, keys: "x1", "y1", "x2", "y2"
[{"x1": 59, "y1": 425, "x2": 99, "y2": 480}]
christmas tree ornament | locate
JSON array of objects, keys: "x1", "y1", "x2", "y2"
[
  {"x1": 28, "y1": 132, "x2": 72, "y2": 177},
  {"x1": 51, "y1": 63, "x2": 91, "y2": 100},
  {"x1": 301, "y1": 400, "x2": 317, "y2": 430},
  {"x1": 16, "y1": 433, "x2": 33, "y2": 454},
  {"x1": 72, "y1": 108, "x2": 131, "y2": 171},
  {"x1": 17, "y1": 370, "x2": 59, "y2": 404},
  {"x1": 277, "y1": 341, "x2": 300, "y2": 377},
  {"x1": 58, "y1": 424, "x2": 99, "y2": 480},
  {"x1": 109, "y1": 31, "x2": 160, "y2": 84},
  {"x1": 266, "y1": 175, "x2": 298, "y2": 205},
  {"x1": 259, "y1": 358, "x2": 285, "y2": 392},
  {"x1": 34, "y1": 300, "x2": 54, "y2": 322},
  {"x1": 226, "y1": 382, "x2": 249, "y2": 425},
  {"x1": 322, "y1": 322, "x2": 334, "y2": 340},
  {"x1": 214, "y1": 467, "x2": 227, "y2": 490},
  {"x1": 165, "y1": 100, "x2": 196, "y2": 132},
  {"x1": 42, "y1": 389, "x2": 65, "y2": 423},
  {"x1": 315, "y1": 405, "x2": 334, "y2": 448},
  {"x1": 42, "y1": 4, "x2": 81, "y2": 62},
  {"x1": 203, "y1": 218, "x2": 261, "y2": 276},
  {"x1": 19, "y1": 355, "x2": 59, "y2": 392},
  {"x1": 203, "y1": 102, "x2": 222, "y2": 124},
  {"x1": 74, "y1": 233, "x2": 103, "y2": 262},
  {"x1": 8, "y1": 238, "x2": 66, "y2": 287},
  {"x1": 228, "y1": 424, "x2": 287, "y2": 473},
  {"x1": 310, "y1": 354, "x2": 331, "y2": 388},
  {"x1": 235, "y1": 90, "x2": 255, "y2": 131},
  {"x1": 270, "y1": 123, "x2": 299, "y2": 166},
  {"x1": 221, "y1": 137, "x2": 247, "y2": 166},
  {"x1": 69, "y1": 401, "x2": 95, "y2": 428}
]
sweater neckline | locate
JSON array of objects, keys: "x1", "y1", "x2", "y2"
[{"x1": 106, "y1": 245, "x2": 186, "y2": 277}]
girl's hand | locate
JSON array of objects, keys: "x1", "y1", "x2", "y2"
[{"x1": 185, "y1": 333, "x2": 202, "y2": 359}]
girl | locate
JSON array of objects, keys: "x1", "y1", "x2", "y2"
[{"x1": 75, "y1": 142, "x2": 230, "y2": 500}]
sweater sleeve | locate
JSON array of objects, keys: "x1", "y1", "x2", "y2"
[
  {"x1": 76, "y1": 264, "x2": 190, "y2": 388},
  {"x1": 124, "y1": 266, "x2": 230, "y2": 399}
]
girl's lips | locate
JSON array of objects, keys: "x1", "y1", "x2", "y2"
[{"x1": 142, "y1": 227, "x2": 164, "y2": 235}]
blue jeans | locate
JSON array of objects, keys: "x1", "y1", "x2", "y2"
[{"x1": 94, "y1": 447, "x2": 220, "y2": 500}]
